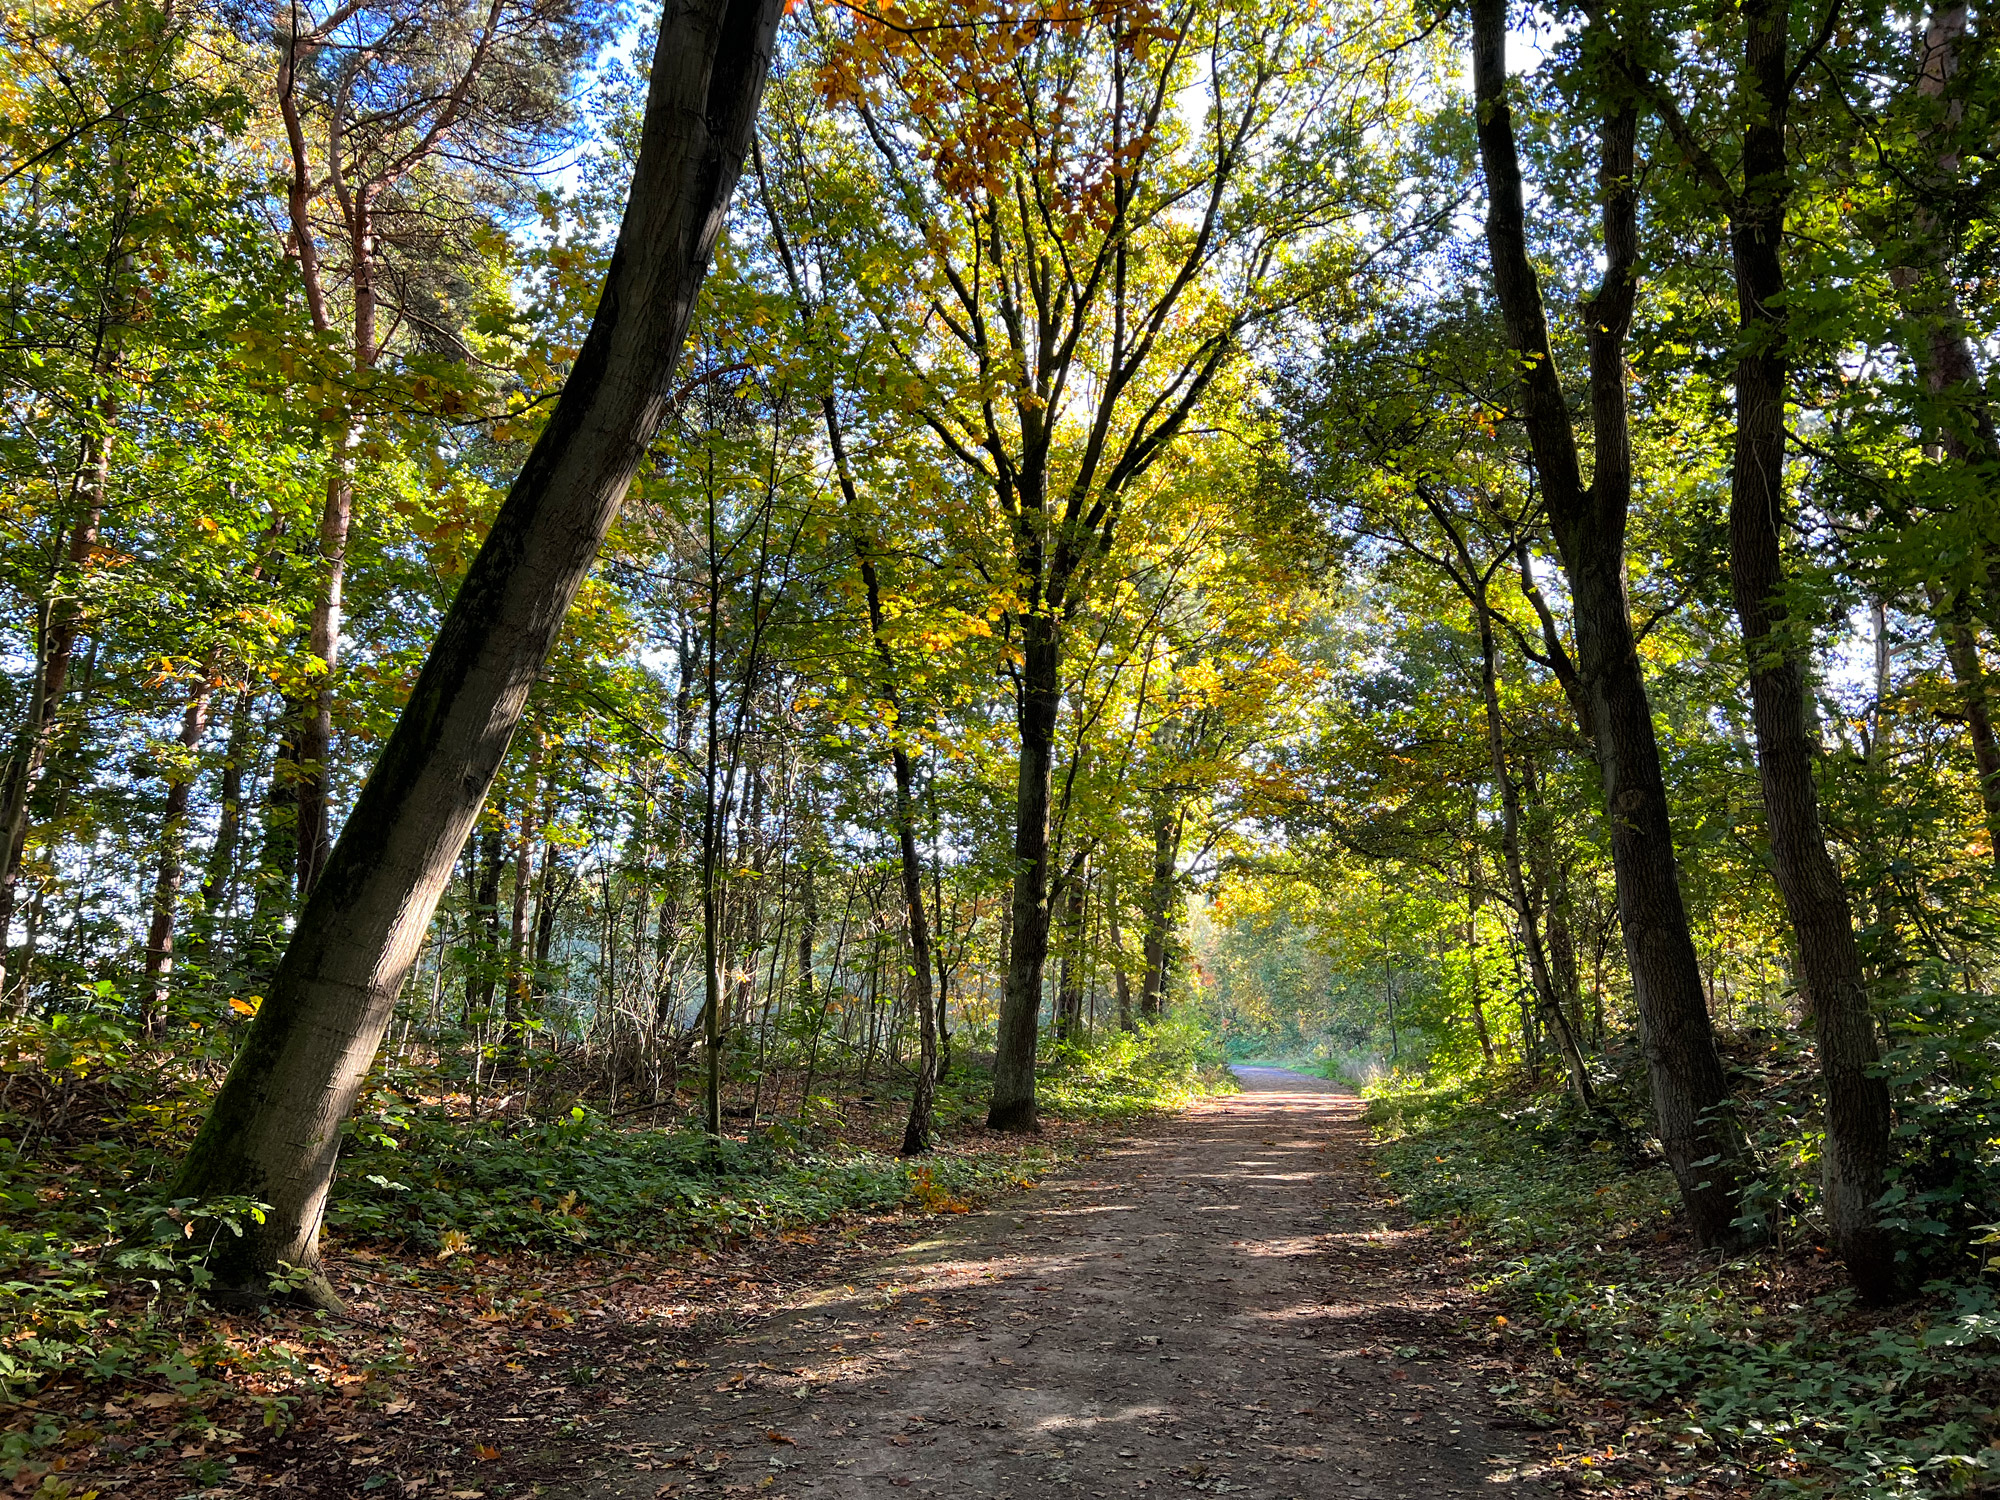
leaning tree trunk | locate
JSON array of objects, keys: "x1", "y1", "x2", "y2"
[
  {"x1": 1720, "y1": 0, "x2": 1894, "y2": 1298},
  {"x1": 1470, "y1": 0, "x2": 1750, "y2": 1248},
  {"x1": 169, "y1": 0, "x2": 786, "y2": 1302},
  {"x1": 988, "y1": 613, "x2": 1060, "y2": 1132}
]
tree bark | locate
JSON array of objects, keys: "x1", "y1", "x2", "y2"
[
  {"x1": 141, "y1": 666, "x2": 219, "y2": 1030},
  {"x1": 499, "y1": 739, "x2": 541, "y2": 1075},
  {"x1": 190, "y1": 682, "x2": 259, "y2": 963},
  {"x1": 1464, "y1": 834, "x2": 1495, "y2": 1067},
  {"x1": 1055, "y1": 847, "x2": 1090, "y2": 1042},
  {"x1": 1139, "y1": 801, "x2": 1182, "y2": 1021},
  {"x1": 989, "y1": 614, "x2": 1059, "y2": 1131},
  {"x1": 1883, "y1": 4, "x2": 2000, "y2": 871},
  {"x1": 1470, "y1": 0, "x2": 1750, "y2": 1247},
  {"x1": 1470, "y1": 582, "x2": 1597, "y2": 1109},
  {"x1": 0, "y1": 446, "x2": 109, "y2": 1000},
  {"x1": 1719, "y1": 0, "x2": 1895, "y2": 1298},
  {"x1": 168, "y1": 0, "x2": 785, "y2": 1300}
]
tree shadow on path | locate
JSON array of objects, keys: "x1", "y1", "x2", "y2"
[{"x1": 585, "y1": 1068, "x2": 1560, "y2": 1500}]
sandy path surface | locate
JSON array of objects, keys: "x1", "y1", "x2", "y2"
[{"x1": 591, "y1": 1069, "x2": 1548, "y2": 1499}]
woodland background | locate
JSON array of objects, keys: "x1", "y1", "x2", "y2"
[{"x1": 4, "y1": 0, "x2": 2000, "y2": 1491}]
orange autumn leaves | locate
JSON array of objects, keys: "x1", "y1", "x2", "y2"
[{"x1": 816, "y1": 0, "x2": 1174, "y2": 229}]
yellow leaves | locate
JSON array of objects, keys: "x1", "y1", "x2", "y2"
[
  {"x1": 227, "y1": 995, "x2": 261, "y2": 1017},
  {"x1": 909, "y1": 1166, "x2": 971, "y2": 1213}
]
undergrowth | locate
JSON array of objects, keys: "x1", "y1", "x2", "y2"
[
  {"x1": 1037, "y1": 1013, "x2": 1237, "y2": 1118},
  {"x1": 0, "y1": 1000, "x2": 1228, "y2": 1465},
  {"x1": 1370, "y1": 1077, "x2": 2000, "y2": 1498}
]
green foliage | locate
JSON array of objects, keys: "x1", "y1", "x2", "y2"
[
  {"x1": 1373, "y1": 1082, "x2": 2000, "y2": 1497},
  {"x1": 1036, "y1": 1014, "x2": 1238, "y2": 1120},
  {"x1": 325, "y1": 1104, "x2": 1026, "y2": 1257}
]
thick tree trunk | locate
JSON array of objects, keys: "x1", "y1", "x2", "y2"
[
  {"x1": 1722, "y1": 0, "x2": 1894, "y2": 1299},
  {"x1": 168, "y1": 0, "x2": 785, "y2": 1300},
  {"x1": 988, "y1": 614, "x2": 1059, "y2": 1132},
  {"x1": 1470, "y1": 0, "x2": 1750, "y2": 1248},
  {"x1": 1885, "y1": 6, "x2": 2000, "y2": 871}
]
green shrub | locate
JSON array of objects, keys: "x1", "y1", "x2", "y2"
[
  {"x1": 326, "y1": 1103, "x2": 1030, "y2": 1256},
  {"x1": 1371, "y1": 1081, "x2": 2000, "y2": 1498},
  {"x1": 1037, "y1": 1014, "x2": 1237, "y2": 1119}
]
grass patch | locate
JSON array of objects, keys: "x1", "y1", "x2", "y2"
[{"x1": 1370, "y1": 1082, "x2": 2000, "y2": 1498}]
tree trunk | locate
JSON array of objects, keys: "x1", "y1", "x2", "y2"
[
  {"x1": 141, "y1": 668, "x2": 219, "y2": 1031},
  {"x1": 1923, "y1": 593, "x2": 2000, "y2": 869},
  {"x1": 1465, "y1": 823, "x2": 1495, "y2": 1067},
  {"x1": 1720, "y1": 0, "x2": 1894, "y2": 1298},
  {"x1": 1470, "y1": 0, "x2": 1750, "y2": 1247},
  {"x1": 168, "y1": 0, "x2": 785, "y2": 1301},
  {"x1": 500, "y1": 743, "x2": 541, "y2": 1076},
  {"x1": 988, "y1": 613, "x2": 1059, "y2": 1132},
  {"x1": 1108, "y1": 872, "x2": 1136, "y2": 1032},
  {"x1": 1140, "y1": 802, "x2": 1181, "y2": 1020},
  {"x1": 1055, "y1": 847, "x2": 1089, "y2": 1042},
  {"x1": 0, "y1": 455, "x2": 109, "y2": 999},
  {"x1": 465, "y1": 824, "x2": 503, "y2": 1025},
  {"x1": 190, "y1": 682, "x2": 258, "y2": 964},
  {"x1": 1471, "y1": 593, "x2": 1596, "y2": 1109}
]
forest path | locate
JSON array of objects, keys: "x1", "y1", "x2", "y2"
[{"x1": 589, "y1": 1070, "x2": 1552, "y2": 1500}]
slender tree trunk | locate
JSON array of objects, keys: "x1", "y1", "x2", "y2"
[
  {"x1": 1055, "y1": 847, "x2": 1089, "y2": 1042},
  {"x1": 1719, "y1": 0, "x2": 1894, "y2": 1297},
  {"x1": 168, "y1": 0, "x2": 785, "y2": 1300},
  {"x1": 931, "y1": 784, "x2": 952, "y2": 1078},
  {"x1": 465, "y1": 824, "x2": 503, "y2": 1024},
  {"x1": 1465, "y1": 822, "x2": 1496, "y2": 1067},
  {"x1": 1470, "y1": 0, "x2": 1750, "y2": 1247},
  {"x1": 1933, "y1": 603, "x2": 2000, "y2": 868},
  {"x1": 500, "y1": 741, "x2": 541, "y2": 1076},
  {"x1": 191, "y1": 682, "x2": 258, "y2": 965},
  {"x1": 141, "y1": 667, "x2": 219, "y2": 1030},
  {"x1": 1108, "y1": 872, "x2": 1136, "y2": 1033},
  {"x1": 0, "y1": 457, "x2": 109, "y2": 998},
  {"x1": 989, "y1": 614, "x2": 1059, "y2": 1132},
  {"x1": 1139, "y1": 802, "x2": 1181, "y2": 1020}
]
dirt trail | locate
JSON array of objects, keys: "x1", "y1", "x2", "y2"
[{"x1": 589, "y1": 1069, "x2": 1552, "y2": 1500}]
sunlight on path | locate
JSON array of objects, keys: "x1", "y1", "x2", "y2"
[{"x1": 586, "y1": 1082, "x2": 1554, "y2": 1500}]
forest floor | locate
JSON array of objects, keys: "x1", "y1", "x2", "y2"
[
  {"x1": 23, "y1": 1067, "x2": 1696, "y2": 1500},
  {"x1": 534, "y1": 1067, "x2": 1562, "y2": 1500}
]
